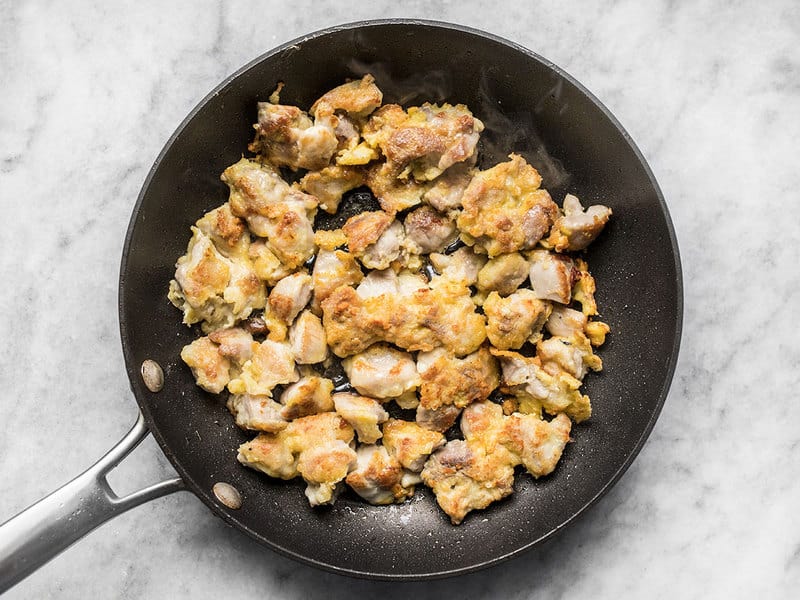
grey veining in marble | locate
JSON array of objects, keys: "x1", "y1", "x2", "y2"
[{"x1": 1, "y1": 0, "x2": 799, "y2": 597}]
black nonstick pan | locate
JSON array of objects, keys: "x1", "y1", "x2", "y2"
[{"x1": 0, "y1": 19, "x2": 682, "y2": 589}]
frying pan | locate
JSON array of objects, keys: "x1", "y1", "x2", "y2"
[{"x1": 0, "y1": 19, "x2": 682, "y2": 589}]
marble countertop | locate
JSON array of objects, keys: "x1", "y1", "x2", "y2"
[{"x1": 2, "y1": 1, "x2": 798, "y2": 597}]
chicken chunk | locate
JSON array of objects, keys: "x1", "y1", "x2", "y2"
[
  {"x1": 227, "y1": 394, "x2": 287, "y2": 432},
  {"x1": 537, "y1": 335, "x2": 603, "y2": 380},
  {"x1": 298, "y1": 164, "x2": 364, "y2": 214},
  {"x1": 207, "y1": 327, "x2": 255, "y2": 365},
  {"x1": 483, "y1": 289, "x2": 552, "y2": 350},
  {"x1": 547, "y1": 194, "x2": 612, "y2": 252},
  {"x1": 403, "y1": 206, "x2": 457, "y2": 254},
  {"x1": 457, "y1": 154, "x2": 559, "y2": 257},
  {"x1": 545, "y1": 305, "x2": 588, "y2": 338},
  {"x1": 279, "y1": 374, "x2": 334, "y2": 420},
  {"x1": 476, "y1": 252, "x2": 529, "y2": 296},
  {"x1": 572, "y1": 258, "x2": 598, "y2": 316},
  {"x1": 310, "y1": 74, "x2": 383, "y2": 120},
  {"x1": 221, "y1": 158, "x2": 317, "y2": 268},
  {"x1": 416, "y1": 347, "x2": 499, "y2": 411},
  {"x1": 345, "y1": 445, "x2": 414, "y2": 505},
  {"x1": 365, "y1": 162, "x2": 430, "y2": 214},
  {"x1": 415, "y1": 403, "x2": 462, "y2": 433},
  {"x1": 342, "y1": 210, "x2": 404, "y2": 270},
  {"x1": 227, "y1": 339, "x2": 299, "y2": 396},
  {"x1": 194, "y1": 203, "x2": 250, "y2": 259},
  {"x1": 311, "y1": 248, "x2": 363, "y2": 313},
  {"x1": 428, "y1": 246, "x2": 487, "y2": 286},
  {"x1": 238, "y1": 412, "x2": 357, "y2": 506},
  {"x1": 422, "y1": 162, "x2": 474, "y2": 213},
  {"x1": 169, "y1": 226, "x2": 266, "y2": 332},
  {"x1": 528, "y1": 249, "x2": 575, "y2": 304},
  {"x1": 248, "y1": 239, "x2": 294, "y2": 286},
  {"x1": 332, "y1": 392, "x2": 389, "y2": 444},
  {"x1": 382, "y1": 419, "x2": 446, "y2": 471},
  {"x1": 180, "y1": 336, "x2": 231, "y2": 394},
  {"x1": 289, "y1": 310, "x2": 328, "y2": 364},
  {"x1": 269, "y1": 272, "x2": 313, "y2": 325},
  {"x1": 342, "y1": 344, "x2": 420, "y2": 400}
]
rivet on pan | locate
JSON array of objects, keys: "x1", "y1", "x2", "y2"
[
  {"x1": 213, "y1": 482, "x2": 242, "y2": 510},
  {"x1": 140, "y1": 359, "x2": 164, "y2": 393}
]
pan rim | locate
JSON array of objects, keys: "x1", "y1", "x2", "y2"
[{"x1": 119, "y1": 18, "x2": 683, "y2": 581}]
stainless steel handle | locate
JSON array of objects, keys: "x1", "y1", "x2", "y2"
[{"x1": 0, "y1": 411, "x2": 186, "y2": 593}]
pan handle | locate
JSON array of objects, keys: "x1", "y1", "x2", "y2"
[{"x1": 0, "y1": 411, "x2": 185, "y2": 593}]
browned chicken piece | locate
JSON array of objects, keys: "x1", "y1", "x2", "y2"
[
  {"x1": 332, "y1": 392, "x2": 389, "y2": 444},
  {"x1": 365, "y1": 162, "x2": 430, "y2": 214},
  {"x1": 483, "y1": 289, "x2": 552, "y2": 350},
  {"x1": 476, "y1": 252, "x2": 530, "y2": 296},
  {"x1": 298, "y1": 164, "x2": 364, "y2": 214},
  {"x1": 321, "y1": 275, "x2": 486, "y2": 358},
  {"x1": 342, "y1": 210, "x2": 405, "y2": 270},
  {"x1": 457, "y1": 154, "x2": 559, "y2": 257},
  {"x1": 415, "y1": 403, "x2": 462, "y2": 432},
  {"x1": 428, "y1": 246, "x2": 487, "y2": 286},
  {"x1": 310, "y1": 74, "x2": 384, "y2": 120},
  {"x1": 227, "y1": 394, "x2": 287, "y2": 432},
  {"x1": 180, "y1": 336, "x2": 232, "y2": 394},
  {"x1": 491, "y1": 349, "x2": 591, "y2": 422},
  {"x1": 421, "y1": 439, "x2": 515, "y2": 525},
  {"x1": 403, "y1": 205, "x2": 458, "y2": 254},
  {"x1": 547, "y1": 194, "x2": 612, "y2": 252},
  {"x1": 345, "y1": 445, "x2": 416, "y2": 505},
  {"x1": 207, "y1": 327, "x2": 255, "y2": 365},
  {"x1": 527, "y1": 249, "x2": 575, "y2": 304},
  {"x1": 249, "y1": 100, "x2": 338, "y2": 171},
  {"x1": 422, "y1": 162, "x2": 474, "y2": 213},
  {"x1": 227, "y1": 339, "x2": 299, "y2": 396},
  {"x1": 341, "y1": 344, "x2": 420, "y2": 400},
  {"x1": 382, "y1": 419, "x2": 446, "y2": 471},
  {"x1": 314, "y1": 229, "x2": 348, "y2": 251},
  {"x1": 416, "y1": 347, "x2": 499, "y2": 411},
  {"x1": 194, "y1": 203, "x2": 250, "y2": 259},
  {"x1": 363, "y1": 103, "x2": 484, "y2": 181},
  {"x1": 279, "y1": 374, "x2": 335, "y2": 420},
  {"x1": 221, "y1": 158, "x2": 317, "y2": 269},
  {"x1": 572, "y1": 258, "x2": 598, "y2": 316},
  {"x1": 237, "y1": 412, "x2": 357, "y2": 506},
  {"x1": 169, "y1": 226, "x2": 266, "y2": 332},
  {"x1": 248, "y1": 239, "x2": 294, "y2": 286},
  {"x1": 289, "y1": 310, "x2": 328, "y2": 364},
  {"x1": 545, "y1": 305, "x2": 588, "y2": 338},
  {"x1": 355, "y1": 268, "x2": 427, "y2": 299},
  {"x1": 269, "y1": 272, "x2": 313, "y2": 325},
  {"x1": 536, "y1": 335, "x2": 603, "y2": 379},
  {"x1": 310, "y1": 248, "x2": 363, "y2": 313}
]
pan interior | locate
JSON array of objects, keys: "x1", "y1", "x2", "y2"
[{"x1": 119, "y1": 20, "x2": 681, "y2": 579}]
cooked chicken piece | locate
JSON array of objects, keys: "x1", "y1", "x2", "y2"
[
  {"x1": 310, "y1": 74, "x2": 383, "y2": 120},
  {"x1": 361, "y1": 220, "x2": 404, "y2": 270},
  {"x1": 457, "y1": 154, "x2": 559, "y2": 257},
  {"x1": 421, "y1": 439, "x2": 515, "y2": 524},
  {"x1": 169, "y1": 227, "x2": 266, "y2": 332},
  {"x1": 415, "y1": 403, "x2": 462, "y2": 432},
  {"x1": 572, "y1": 258, "x2": 598, "y2": 316},
  {"x1": 483, "y1": 289, "x2": 552, "y2": 350},
  {"x1": 363, "y1": 103, "x2": 484, "y2": 181},
  {"x1": 403, "y1": 206, "x2": 457, "y2": 254},
  {"x1": 491, "y1": 349, "x2": 591, "y2": 422},
  {"x1": 314, "y1": 229, "x2": 348, "y2": 251},
  {"x1": 428, "y1": 246, "x2": 487, "y2": 286},
  {"x1": 227, "y1": 339, "x2": 299, "y2": 396},
  {"x1": 269, "y1": 272, "x2": 312, "y2": 325},
  {"x1": 476, "y1": 252, "x2": 529, "y2": 296},
  {"x1": 322, "y1": 275, "x2": 486, "y2": 357},
  {"x1": 289, "y1": 310, "x2": 328, "y2": 364},
  {"x1": 365, "y1": 162, "x2": 430, "y2": 214},
  {"x1": 207, "y1": 327, "x2": 255, "y2": 365},
  {"x1": 382, "y1": 419, "x2": 446, "y2": 472},
  {"x1": 355, "y1": 267, "x2": 401, "y2": 298},
  {"x1": 528, "y1": 249, "x2": 575, "y2": 304},
  {"x1": 345, "y1": 445, "x2": 414, "y2": 505},
  {"x1": 545, "y1": 305, "x2": 588, "y2": 338},
  {"x1": 298, "y1": 164, "x2": 364, "y2": 214},
  {"x1": 547, "y1": 194, "x2": 612, "y2": 252},
  {"x1": 180, "y1": 336, "x2": 231, "y2": 394},
  {"x1": 227, "y1": 394, "x2": 287, "y2": 432},
  {"x1": 248, "y1": 239, "x2": 294, "y2": 286},
  {"x1": 342, "y1": 210, "x2": 393, "y2": 255},
  {"x1": 238, "y1": 412, "x2": 357, "y2": 506},
  {"x1": 194, "y1": 203, "x2": 250, "y2": 259},
  {"x1": 249, "y1": 100, "x2": 338, "y2": 171},
  {"x1": 279, "y1": 374, "x2": 334, "y2": 420},
  {"x1": 537, "y1": 335, "x2": 603, "y2": 380},
  {"x1": 585, "y1": 320, "x2": 611, "y2": 346},
  {"x1": 416, "y1": 347, "x2": 498, "y2": 411},
  {"x1": 342, "y1": 344, "x2": 420, "y2": 399},
  {"x1": 422, "y1": 162, "x2": 474, "y2": 213},
  {"x1": 221, "y1": 158, "x2": 317, "y2": 268},
  {"x1": 332, "y1": 392, "x2": 389, "y2": 444},
  {"x1": 311, "y1": 248, "x2": 363, "y2": 313}
]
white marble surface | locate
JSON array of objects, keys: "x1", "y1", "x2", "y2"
[{"x1": 1, "y1": 0, "x2": 799, "y2": 597}]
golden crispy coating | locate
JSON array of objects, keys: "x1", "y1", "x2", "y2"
[
  {"x1": 195, "y1": 203, "x2": 250, "y2": 259},
  {"x1": 417, "y1": 347, "x2": 499, "y2": 411},
  {"x1": 299, "y1": 164, "x2": 365, "y2": 214},
  {"x1": 227, "y1": 339, "x2": 298, "y2": 396},
  {"x1": 365, "y1": 162, "x2": 430, "y2": 214},
  {"x1": 310, "y1": 74, "x2": 383, "y2": 120},
  {"x1": 342, "y1": 210, "x2": 394, "y2": 255},
  {"x1": 332, "y1": 392, "x2": 389, "y2": 444},
  {"x1": 279, "y1": 374, "x2": 335, "y2": 420},
  {"x1": 311, "y1": 248, "x2": 363, "y2": 313},
  {"x1": 546, "y1": 194, "x2": 612, "y2": 252},
  {"x1": 382, "y1": 419, "x2": 446, "y2": 472},
  {"x1": 483, "y1": 290, "x2": 552, "y2": 350},
  {"x1": 345, "y1": 445, "x2": 414, "y2": 505},
  {"x1": 476, "y1": 252, "x2": 529, "y2": 296},
  {"x1": 180, "y1": 336, "x2": 232, "y2": 394},
  {"x1": 572, "y1": 258, "x2": 598, "y2": 315},
  {"x1": 457, "y1": 154, "x2": 559, "y2": 257}
]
